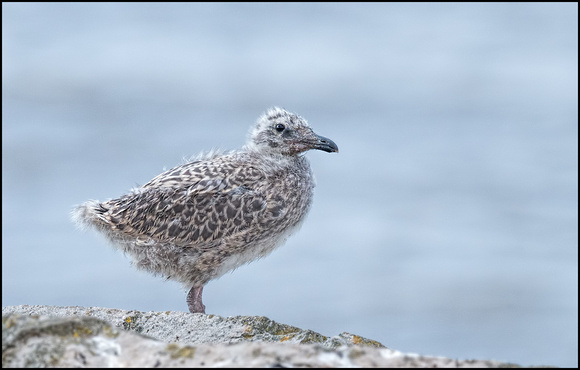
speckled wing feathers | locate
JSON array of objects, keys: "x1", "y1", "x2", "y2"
[{"x1": 97, "y1": 155, "x2": 283, "y2": 249}]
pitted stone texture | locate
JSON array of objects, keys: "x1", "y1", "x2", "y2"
[
  {"x1": 2, "y1": 305, "x2": 380, "y2": 348},
  {"x1": 2, "y1": 306, "x2": 522, "y2": 368}
]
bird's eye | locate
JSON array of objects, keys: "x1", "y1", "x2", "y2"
[{"x1": 275, "y1": 123, "x2": 285, "y2": 132}]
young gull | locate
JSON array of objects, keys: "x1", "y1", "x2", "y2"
[{"x1": 72, "y1": 107, "x2": 338, "y2": 313}]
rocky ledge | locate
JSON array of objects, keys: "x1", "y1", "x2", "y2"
[{"x1": 3, "y1": 305, "x2": 523, "y2": 367}]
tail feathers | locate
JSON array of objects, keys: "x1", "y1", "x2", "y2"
[{"x1": 71, "y1": 200, "x2": 108, "y2": 230}]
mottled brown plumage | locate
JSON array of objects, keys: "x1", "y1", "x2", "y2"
[{"x1": 72, "y1": 107, "x2": 338, "y2": 313}]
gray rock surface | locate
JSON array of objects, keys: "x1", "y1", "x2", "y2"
[{"x1": 2, "y1": 305, "x2": 523, "y2": 367}]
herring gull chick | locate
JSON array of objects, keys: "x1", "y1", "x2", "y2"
[{"x1": 72, "y1": 107, "x2": 338, "y2": 313}]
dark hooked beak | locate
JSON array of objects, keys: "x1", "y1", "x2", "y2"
[{"x1": 314, "y1": 134, "x2": 339, "y2": 153}]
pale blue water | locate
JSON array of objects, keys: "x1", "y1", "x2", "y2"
[{"x1": 2, "y1": 3, "x2": 577, "y2": 367}]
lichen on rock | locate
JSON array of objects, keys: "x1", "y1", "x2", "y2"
[{"x1": 2, "y1": 305, "x2": 526, "y2": 368}]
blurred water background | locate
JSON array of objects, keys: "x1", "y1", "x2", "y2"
[{"x1": 2, "y1": 3, "x2": 578, "y2": 367}]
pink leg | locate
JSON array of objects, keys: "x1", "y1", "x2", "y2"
[{"x1": 186, "y1": 286, "x2": 206, "y2": 314}]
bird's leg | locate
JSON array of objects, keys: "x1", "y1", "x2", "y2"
[{"x1": 186, "y1": 286, "x2": 206, "y2": 314}]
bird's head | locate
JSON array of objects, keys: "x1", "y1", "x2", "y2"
[{"x1": 247, "y1": 107, "x2": 339, "y2": 156}]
